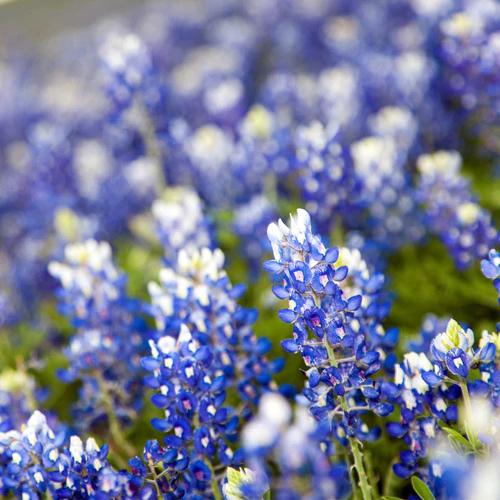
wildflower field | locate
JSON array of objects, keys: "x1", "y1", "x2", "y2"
[{"x1": 0, "y1": 0, "x2": 499, "y2": 498}]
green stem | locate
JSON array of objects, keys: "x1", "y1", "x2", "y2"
[
  {"x1": 345, "y1": 450, "x2": 360, "y2": 500},
  {"x1": 321, "y1": 336, "x2": 372, "y2": 500},
  {"x1": 459, "y1": 380, "x2": 481, "y2": 451},
  {"x1": 365, "y1": 451, "x2": 379, "y2": 499},
  {"x1": 349, "y1": 437, "x2": 373, "y2": 500},
  {"x1": 95, "y1": 372, "x2": 136, "y2": 459},
  {"x1": 148, "y1": 461, "x2": 163, "y2": 499},
  {"x1": 382, "y1": 460, "x2": 399, "y2": 497},
  {"x1": 211, "y1": 477, "x2": 222, "y2": 500}
]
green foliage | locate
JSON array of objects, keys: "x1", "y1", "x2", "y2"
[
  {"x1": 441, "y1": 426, "x2": 476, "y2": 455},
  {"x1": 388, "y1": 238, "x2": 498, "y2": 345},
  {"x1": 411, "y1": 475, "x2": 436, "y2": 500},
  {"x1": 115, "y1": 237, "x2": 162, "y2": 300}
]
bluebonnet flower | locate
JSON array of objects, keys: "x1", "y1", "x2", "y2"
[
  {"x1": 239, "y1": 392, "x2": 350, "y2": 500},
  {"x1": 350, "y1": 133, "x2": 424, "y2": 255},
  {"x1": 98, "y1": 28, "x2": 166, "y2": 200},
  {"x1": 233, "y1": 194, "x2": 277, "y2": 276},
  {"x1": 388, "y1": 318, "x2": 498, "y2": 479},
  {"x1": 141, "y1": 247, "x2": 282, "y2": 496},
  {"x1": 147, "y1": 246, "x2": 282, "y2": 404},
  {"x1": 167, "y1": 42, "x2": 251, "y2": 127},
  {"x1": 438, "y1": 3, "x2": 500, "y2": 153},
  {"x1": 0, "y1": 410, "x2": 132, "y2": 499},
  {"x1": 294, "y1": 121, "x2": 361, "y2": 236},
  {"x1": 416, "y1": 150, "x2": 498, "y2": 268},
  {"x1": 151, "y1": 187, "x2": 213, "y2": 265},
  {"x1": 388, "y1": 350, "x2": 457, "y2": 479},
  {"x1": 170, "y1": 124, "x2": 238, "y2": 207},
  {"x1": 424, "y1": 319, "x2": 497, "y2": 383},
  {"x1": 222, "y1": 466, "x2": 269, "y2": 500},
  {"x1": 139, "y1": 326, "x2": 239, "y2": 498},
  {"x1": 259, "y1": 65, "x2": 362, "y2": 140},
  {"x1": 481, "y1": 249, "x2": 500, "y2": 303},
  {"x1": 265, "y1": 209, "x2": 396, "y2": 499},
  {"x1": 98, "y1": 30, "x2": 154, "y2": 113},
  {"x1": 48, "y1": 240, "x2": 150, "y2": 434},
  {"x1": 170, "y1": 115, "x2": 282, "y2": 209}
]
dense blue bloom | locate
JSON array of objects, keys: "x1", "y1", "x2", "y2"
[
  {"x1": 389, "y1": 318, "x2": 498, "y2": 480},
  {"x1": 48, "y1": 240, "x2": 151, "y2": 432},
  {"x1": 417, "y1": 151, "x2": 498, "y2": 268},
  {"x1": 428, "y1": 319, "x2": 496, "y2": 379},
  {"x1": 0, "y1": 411, "x2": 134, "y2": 499},
  {"x1": 294, "y1": 121, "x2": 361, "y2": 237},
  {"x1": 0, "y1": 1, "x2": 498, "y2": 498},
  {"x1": 141, "y1": 246, "x2": 282, "y2": 496},
  {"x1": 265, "y1": 209, "x2": 395, "y2": 445},
  {"x1": 350, "y1": 129, "x2": 424, "y2": 255},
  {"x1": 388, "y1": 350, "x2": 458, "y2": 478},
  {"x1": 438, "y1": 2, "x2": 500, "y2": 154},
  {"x1": 98, "y1": 30, "x2": 156, "y2": 114}
]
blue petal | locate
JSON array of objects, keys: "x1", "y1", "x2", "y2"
[
  {"x1": 346, "y1": 295, "x2": 362, "y2": 311},
  {"x1": 278, "y1": 309, "x2": 296, "y2": 323},
  {"x1": 481, "y1": 259, "x2": 499, "y2": 279},
  {"x1": 263, "y1": 260, "x2": 283, "y2": 273},
  {"x1": 141, "y1": 357, "x2": 161, "y2": 371},
  {"x1": 272, "y1": 285, "x2": 289, "y2": 299},
  {"x1": 281, "y1": 338, "x2": 299, "y2": 353},
  {"x1": 333, "y1": 266, "x2": 348, "y2": 281},
  {"x1": 325, "y1": 247, "x2": 339, "y2": 264}
]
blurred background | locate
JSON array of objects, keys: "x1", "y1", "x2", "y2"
[{"x1": 0, "y1": 0, "x2": 498, "y2": 420}]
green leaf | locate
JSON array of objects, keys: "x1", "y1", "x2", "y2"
[
  {"x1": 411, "y1": 476, "x2": 436, "y2": 500},
  {"x1": 441, "y1": 426, "x2": 473, "y2": 452},
  {"x1": 381, "y1": 496, "x2": 405, "y2": 500}
]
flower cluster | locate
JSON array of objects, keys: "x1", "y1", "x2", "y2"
[
  {"x1": 416, "y1": 151, "x2": 498, "y2": 268},
  {"x1": 294, "y1": 121, "x2": 360, "y2": 237},
  {"x1": 349, "y1": 110, "x2": 424, "y2": 254},
  {"x1": 438, "y1": 2, "x2": 500, "y2": 153},
  {"x1": 99, "y1": 30, "x2": 155, "y2": 113},
  {"x1": 0, "y1": 411, "x2": 132, "y2": 499},
  {"x1": 151, "y1": 187, "x2": 213, "y2": 265},
  {"x1": 139, "y1": 246, "x2": 282, "y2": 496},
  {"x1": 387, "y1": 317, "x2": 499, "y2": 481},
  {"x1": 48, "y1": 240, "x2": 150, "y2": 433},
  {"x1": 0, "y1": 1, "x2": 498, "y2": 499},
  {"x1": 0, "y1": 0, "x2": 498, "y2": 324},
  {"x1": 265, "y1": 210, "x2": 395, "y2": 439}
]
